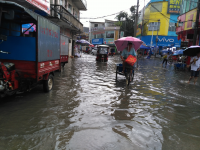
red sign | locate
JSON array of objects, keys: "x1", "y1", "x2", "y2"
[{"x1": 26, "y1": 0, "x2": 50, "y2": 14}]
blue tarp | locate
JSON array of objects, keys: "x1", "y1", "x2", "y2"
[
  {"x1": 140, "y1": 45, "x2": 150, "y2": 50},
  {"x1": 173, "y1": 50, "x2": 184, "y2": 55}
]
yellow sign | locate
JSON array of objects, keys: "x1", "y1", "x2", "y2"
[
  {"x1": 136, "y1": 28, "x2": 142, "y2": 37},
  {"x1": 184, "y1": 8, "x2": 197, "y2": 31},
  {"x1": 115, "y1": 30, "x2": 119, "y2": 41},
  {"x1": 168, "y1": 0, "x2": 182, "y2": 14}
]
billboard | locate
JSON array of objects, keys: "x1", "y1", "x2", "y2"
[
  {"x1": 168, "y1": 0, "x2": 182, "y2": 14},
  {"x1": 141, "y1": 36, "x2": 181, "y2": 47},
  {"x1": 26, "y1": 0, "x2": 50, "y2": 14}
]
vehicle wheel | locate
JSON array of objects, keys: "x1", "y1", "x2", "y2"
[
  {"x1": 126, "y1": 73, "x2": 131, "y2": 86},
  {"x1": 43, "y1": 74, "x2": 54, "y2": 92},
  {"x1": 132, "y1": 71, "x2": 134, "y2": 80}
]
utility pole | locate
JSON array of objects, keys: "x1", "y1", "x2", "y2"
[
  {"x1": 193, "y1": 0, "x2": 200, "y2": 45},
  {"x1": 134, "y1": 0, "x2": 139, "y2": 37},
  {"x1": 134, "y1": 0, "x2": 139, "y2": 68}
]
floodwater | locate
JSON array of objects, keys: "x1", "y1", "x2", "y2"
[{"x1": 0, "y1": 54, "x2": 200, "y2": 150}]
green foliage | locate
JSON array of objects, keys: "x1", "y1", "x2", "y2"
[{"x1": 115, "y1": 7, "x2": 136, "y2": 37}]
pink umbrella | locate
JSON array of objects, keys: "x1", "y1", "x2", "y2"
[{"x1": 114, "y1": 36, "x2": 143, "y2": 51}]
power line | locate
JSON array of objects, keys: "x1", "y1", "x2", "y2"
[{"x1": 80, "y1": 8, "x2": 130, "y2": 19}]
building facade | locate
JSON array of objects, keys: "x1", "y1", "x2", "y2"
[
  {"x1": 176, "y1": 0, "x2": 199, "y2": 47},
  {"x1": 137, "y1": 0, "x2": 181, "y2": 50},
  {"x1": 89, "y1": 20, "x2": 120, "y2": 47}
]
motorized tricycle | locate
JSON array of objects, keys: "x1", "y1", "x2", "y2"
[{"x1": 96, "y1": 45, "x2": 109, "y2": 62}]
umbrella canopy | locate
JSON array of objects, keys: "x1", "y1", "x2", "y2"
[
  {"x1": 173, "y1": 50, "x2": 184, "y2": 56},
  {"x1": 114, "y1": 37, "x2": 143, "y2": 51},
  {"x1": 162, "y1": 50, "x2": 172, "y2": 55},
  {"x1": 183, "y1": 46, "x2": 200, "y2": 56},
  {"x1": 140, "y1": 45, "x2": 150, "y2": 50},
  {"x1": 76, "y1": 39, "x2": 90, "y2": 45}
]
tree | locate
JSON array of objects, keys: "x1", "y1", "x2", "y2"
[{"x1": 115, "y1": 6, "x2": 136, "y2": 37}]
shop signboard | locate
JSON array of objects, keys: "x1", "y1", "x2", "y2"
[
  {"x1": 141, "y1": 36, "x2": 181, "y2": 47},
  {"x1": 26, "y1": 0, "x2": 50, "y2": 14},
  {"x1": 168, "y1": 0, "x2": 182, "y2": 14},
  {"x1": 92, "y1": 38, "x2": 104, "y2": 45},
  {"x1": 104, "y1": 38, "x2": 114, "y2": 44}
]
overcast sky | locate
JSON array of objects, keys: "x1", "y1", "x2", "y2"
[{"x1": 80, "y1": 0, "x2": 150, "y2": 27}]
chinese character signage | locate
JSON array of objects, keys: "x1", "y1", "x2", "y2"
[
  {"x1": 168, "y1": 0, "x2": 182, "y2": 14},
  {"x1": 26, "y1": 0, "x2": 50, "y2": 14}
]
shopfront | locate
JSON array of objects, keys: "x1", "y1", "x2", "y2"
[{"x1": 141, "y1": 35, "x2": 181, "y2": 48}]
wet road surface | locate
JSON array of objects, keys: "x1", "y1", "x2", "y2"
[{"x1": 0, "y1": 54, "x2": 200, "y2": 150}]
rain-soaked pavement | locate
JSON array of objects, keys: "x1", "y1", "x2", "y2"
[{"x1": 0, "y1": 54, "x2": 200, "y2": 150}]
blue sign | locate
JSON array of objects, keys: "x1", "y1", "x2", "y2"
[
  {"x1": 141, "y1": 36, "x2": 181, "y2": 47},
  {"x1": 92, "y1": 38, "x2": 103, "y2": 45}
]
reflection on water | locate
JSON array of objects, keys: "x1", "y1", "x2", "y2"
[{"x1": 0, "y1": 54, "x2": 200, "y2": 150}]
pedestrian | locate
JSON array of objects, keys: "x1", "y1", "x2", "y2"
[
  {"x1": 120, "y1": 42, "x2": 137, "y2": 75},
  {"x1": 187, "y1": 52, "x2": 200, "y2": 84},
  {"x1": 162, "y1": 52, "x2": 169, "y2": 67}
]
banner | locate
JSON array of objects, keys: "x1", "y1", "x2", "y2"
[
  {"x1": 104, "y1": 38, "x2": 114, "y2": 44},
  {"x1": 26, "y1": 0, "x2": 50, "y2": 14},
  {"x1": 168, "y1": 0, "x2": 182, "y2": 14}
]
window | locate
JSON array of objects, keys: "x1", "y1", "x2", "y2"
[
  {"x1": 68, "y1": 4, "x2": 72, "y2": 13},
  {"x1": 60, "y1": 0, "x2": 63, "y2": 5},
  {"x1": 150, "y1": 3, "x2": 162, "y2": 12},
  {"x1": 65, "y1": 0, "x2": 67, "y2": 8},
  {"x1": 190, "y1": 0, "x2": 198, "y2": 10},
  {"x1": 168, "y1": 22, "x2": 176, "y2": 32},
  {"x1": 185, "y1": 0, "x2": 190, "y2": 12},
  {"x1": 148, "y1": 22, "x2": 160, "y2": 31},
  {"x1": 94, "y1": 24, "x2": 98, "y2": 27}
]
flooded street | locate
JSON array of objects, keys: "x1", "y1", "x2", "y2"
[{"x1": 0, "y1": 54, "x2": 200, "y2": 150}]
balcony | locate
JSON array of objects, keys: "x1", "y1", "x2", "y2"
[
  {"x1": 73, "y1": 0, "x2": 87, "y2": 11},
  {"x1": 49, "y1": 4, "x2": 83, "y2": 32}
]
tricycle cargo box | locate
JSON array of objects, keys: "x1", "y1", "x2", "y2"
[
  {"x1": 60, "y1": 35, "x2": 69, "y2": 55},
  {"x1": 38, "y1": 17, "x2": 60, "y2": 62}
]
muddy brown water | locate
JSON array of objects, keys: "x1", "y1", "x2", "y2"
[{"x1": 0, "y1": 54, "x2": 200, "y2": 150}]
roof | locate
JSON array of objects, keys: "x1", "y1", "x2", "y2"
[{"x1": 97, "y1": 45, "x2": 110, "y2": 48}]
